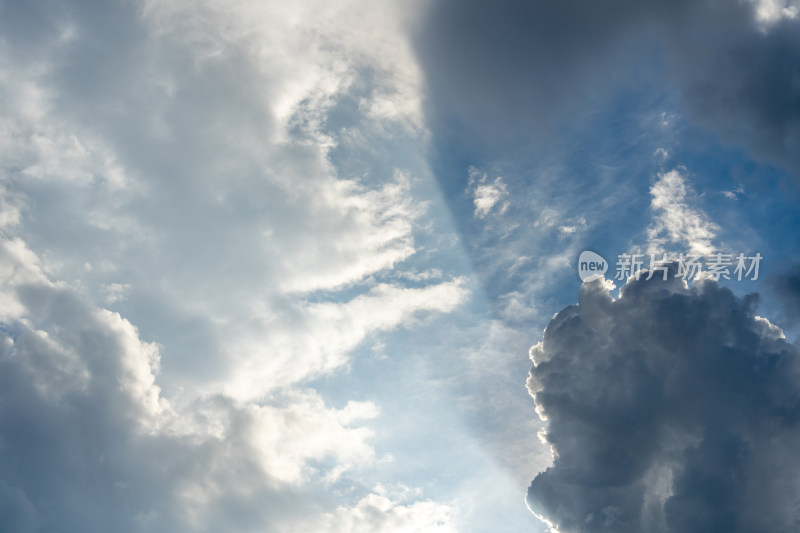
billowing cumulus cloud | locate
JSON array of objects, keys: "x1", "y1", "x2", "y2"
[{"x1": 527, "y1": 272, "x2": 800, "y2": 532}]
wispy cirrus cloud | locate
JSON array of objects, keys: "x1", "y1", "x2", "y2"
[{"x1": 647, "y1": 169, "x2": 719, "y2": 256}]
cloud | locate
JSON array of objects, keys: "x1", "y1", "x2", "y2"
[
  {"x1": 647, "y1": 169, "x2": 719, "y2": 256},
  {"x1": 468, "y1": 167, "x2": 509, "y2": 219},
  {"x1": 103, "y1": 282, "x2": 131, "y2": 304},
  {"x1": 274, "y1": 172, "x2": 424, "y2": 294},
  {"x1": 0, "y1": 0, "x2": 470, "y2": 530},
  {"x1": 770, "y1": 264, "x2": 800, "y2": 327},
  {"x1": 415, "y1": 0, "x2": 665, "y2": 144},
  {"x1": 297, "y1": 488, "x2": 458, "y2": 533},
  {"x1": 749, "y1": 0, "x2": 800, "y2": 28},
  {"x1": 663, "y1": 1, "x2": 800, "y2": 174},
  {"x1": 415, "y1": 0, "x2": 800, "y2": 176},
  {"x1": 0, "y1": 233, "x2": 458, "y2": 532},
  {"x1": 721, "y1": 184, "x2": 746, "y2": 200},
  {"x1": 526, "y1": 271, "x2": 800, "y2": 532},
  {"x1": 223, "y1": 278, "x2": 468, "y2": 400},
  {"x1": 0, "y1": 0, "x2": 468, "y2": 398}
]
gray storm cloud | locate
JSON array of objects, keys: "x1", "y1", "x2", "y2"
[
  {"x1": 416, "y1": 0, "x2": 800, "y2": 176},
  {"x1": 527, "y1": 271, "x2": 800, "y2": 532}
]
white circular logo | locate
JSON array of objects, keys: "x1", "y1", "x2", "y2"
[{"x1": 578, "y1": 250, "x2": 608, "y2": 282}]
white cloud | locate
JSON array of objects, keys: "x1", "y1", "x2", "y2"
[
  {"x1": 0, "y1": 0, "x2": 464, "y2": 398},
  {"x1": 647, "y1": 169, "x2": 719, "y2": 256},
  {"x1": 223, "y1": 278, "x2": 468, "y2": 400},
  {"x1": 557, "y1": 217, "x2": 586, "y2": 237},
  {"x1": 722, "y1": 184, "x2": 746, "y2": 200},
  {"x1": 0, "y1": 186, "x2": 23, "y2": 230},
  {"x1": 0, "y1": 233, "x2": 458, "y2": 531},
  {"x1": 103, "y1": 282, "x2": 132, "y2": 304},
  {"x1": 138, "y1": 0, "x2": 426, "y2": 136},
  {"x1": 275, "y1": 172, "x2": 424, "y2": 294},
  {"x1": 468, "y1": 167, "x2": 509, "y2": 219},
  {"x1": 298, "y1": 489, "x2": 459, "y2": 533},
  {"x1": 749, "y1": 0, "x2": 800, "y2": 28},
  {"x1": 0, "y1": 0, "x2": 469, "y2": 531}
]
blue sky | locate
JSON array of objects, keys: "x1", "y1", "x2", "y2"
[{"x1": 1, "y1": 1, "x2": 800, "y2": 532}]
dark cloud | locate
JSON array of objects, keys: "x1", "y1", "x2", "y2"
[
  {"x1": 771, "y1": 264, "x2": 800, "y2": 327},
  {"x1": 415, "y1": 0, "x2": 676, "y2": 139},
  {"x1": 664, "y1": 2, "x2": 800, "y2": 173},
  {"x1": 527, "y1": 272, "x2": 800, "y2": 532},
  {"x1": 415, "y1": 0, "x2": 800, "y2": 175}
]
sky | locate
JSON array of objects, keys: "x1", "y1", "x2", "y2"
[{"x1": 1, "y1": 1, "x2": 800, "y2": 532}]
